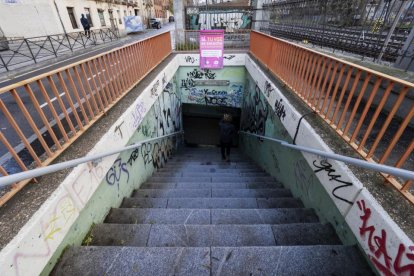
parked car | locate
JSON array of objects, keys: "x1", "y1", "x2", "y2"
[
  {"x1": 149, "y1": 18, "x2": 161, "y2": 29},
  {"x1": 169, "y1": 16, "x2": 174, "y2": 22}
]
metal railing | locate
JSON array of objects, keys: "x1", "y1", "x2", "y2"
[
  {"x1": 261, "y1": 24, "x2": 406, "y2": 62},
  {"x1": 250, "y1": 30, "x2": 414, "y2": 203},
  {"x1": 0, "y1": 31, "x2": 172, "y2": 206},
  {"x1": 0, "y1": 131, "x2": 183, "y2": 188},
  {"x1": 0, "y1": 28, "x2": 120, "y2": 73},
  {"x1": 260, "y1": 0, "x2": 414, "y2": 68},
  {"x1": 240, "y1": 131, "x2": 414, "y2": 181},
  {"x1": 173, "y1": 29, "x2": 250, "y2": 51}
]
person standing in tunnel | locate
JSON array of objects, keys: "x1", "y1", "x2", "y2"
[{"x1": 219, "y1": 114, "x2": 236, "y2": 162}]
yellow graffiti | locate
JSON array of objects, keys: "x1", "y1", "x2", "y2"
[
  {"x1": 44, "y1": 215, "x2": 62, "y2": 241},
  {"x1": 43, "y1": 197, "x2": 77, "y2": 241}
]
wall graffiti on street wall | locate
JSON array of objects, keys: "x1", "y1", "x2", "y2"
[
  {"x1": 224, "y1": 55, "x2": 236, "y2": 60},
  {"x1": 241, "y1": 81, "x2": 269, "y2": 136},
  {"x1": 184, "y1": 56, "x2": 197, "y2": 64},
  {"x1": 187, "y1": 10, "x2": 252, "y2": 31},
  {"x1": 131, "y1": 101, "x2": 147, "y2": 129},
  {"x1": 13, "y1": 193, "x2": 77, "y2": 275},
  {"x1": 151, "y1": 80, "x2": 160, "y2": 98},
  {"x1": 106, "y1": 158, "x2": 129, "y2": 196},
  {"x1": 274, "y1": 98, "x2": 286, "y2": 121},
  {"x1": 357, "y1": 199, "x2": 414, "y2": 275},
  {"x1": 264, "y1": 80, "x2": 274, "y2": 97},
  {"x1": 180, "y1": 67, "x2": 244, "y2": 107},
  {"x1": 313, "y1": 159, "x2": 353, "y2": 205},
  {"x1": 140, "y1": 138, "x2": 174, "y2": 169},
  {"x1": 127, "y1": 148, "x2": 139, "y2": 166},
  {"x1": 152, "y1": 82, "x2": 182, "y2": 137}
]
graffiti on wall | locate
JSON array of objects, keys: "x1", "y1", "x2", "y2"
[
  {"x1": 274, "y1": 98, "x2": 286, "y2": 121},
  {"x1": 140, "y1": 138, "x2": 174, "y2": 169},
  {"x1": 106, "y1": 158, "x2": 129, "y2": 188},
  {"x1": 13, "y1": 193, "x2": 78, "y2": 274},
  {"x1": 187, "y1": 10, "x2": 252, "y2": 31},
  {"x1": 131, "y1": 101, "x2": 147, "y2": 129},
  {"x1": 187, "y1": 84, "x2": 243, "y2": 107},
  {"x1": 357, "y1": 199, "x2": 414, "y2": 275},
  {"x1": 70, "y1": 162, "x2": 105, "y2": 207},
  {"x1": 224, "y1": 55, "x2": 236, "y2": 60},
  {"x1": 184, "y1": 56, "x2": 197, "y2": 64},
  {"x1": 152, "y1": 82, "x2": 182, "y2": 137},
  {"x1": 313, "y1": 159, "x2": 353, "y2": 205},
  {"x1": 180, "y1": 67, "x2": 244, "y2": 108},
  {"x1": 241, "y1": 81, "x2": 269, "y2": 136},
  {"x1": 114, "y1": 121, "x2": 125, "y2": 139},
  {"x1": 264, "y1": 80, "x2": 274, "y2": 98},
  {"x1": 151, "y1": 80, "x2": 160, "y2": 98}
]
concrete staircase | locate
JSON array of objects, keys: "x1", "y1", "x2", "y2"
[{"x1": 53, "y1": 147, "x2": 372, "y2": 275}]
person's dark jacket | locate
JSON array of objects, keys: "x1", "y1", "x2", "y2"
[
  {"x1": 219, "y1": 120, "x2": 236, "y2": 143},
  {"x1": 81, "y1": 17, "x2": 90, "y2": 28}
]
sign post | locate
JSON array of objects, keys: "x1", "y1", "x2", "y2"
[{"x1": 199, "y1": 30, "x2": 224, "y2": 69}]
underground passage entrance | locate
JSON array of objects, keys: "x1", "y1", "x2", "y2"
[
  {"x1": 49, "y1": 59, "x2": 377, "y2": 274},
  {"x1": 1, "y1": 51, "x2": 413, "y2": 275},
  {"x1": 182, "y1": 103, "x2": 240, "y2": 147}
]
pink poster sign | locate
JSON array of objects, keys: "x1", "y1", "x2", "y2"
[{"x1": 199, "y1": 30, "x2": 224, "y2": 69}]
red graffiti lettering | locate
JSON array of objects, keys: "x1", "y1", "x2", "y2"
[
  {"x1": 357, "y1": 199, "x2": 414, "y2": 276},
  {"x1": 372, "y1": 229, "x2": 392, "y2": 271},
  {"x1": 357, "y1": 199, "x2": 376, "y2": 251},
  {"x1": 394, "y1": 244, "x2": 414, "y2": 275}
]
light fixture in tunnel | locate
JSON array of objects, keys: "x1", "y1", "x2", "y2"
[{"x1": 193, "y1": 79, "x2": 230, "y2": 86}]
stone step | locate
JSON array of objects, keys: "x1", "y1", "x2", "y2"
[
  {"x1": 158, "y1": 168, "x2": 264, "y2": 173},
  {"x1": 132, "y1": 188, "x2": 292, "y2": 198},
  {"x1": 52, "y1": 246, "x2": 372, "y2": 275},
  {"x1": 149, "y1": 177, "x2": 212, "y2": 183},
  {"x1": 121, "y1": 197, "x2": 303, "y2": 209},
  {"x1": 172, "y1": 158, "x2": 246, "y2": 163},
  {"x1": 88, "y1": 223, "x2": 341, "y2": 247},
  {"x1": 147, "y1": 176, "x2": 276, "y2": 183},
  {"x1": 104, "y1": 208, "x2": 318, "y2": 225},
  {"x1": 153, "y1": 172, "x2": 270, "y2": 177},
  {"x1": 162, "y1": 164, "x2": 260, "y2": 170},
  {"x1": 140, "y1": 182, "x2": 283, "y2": 189}
]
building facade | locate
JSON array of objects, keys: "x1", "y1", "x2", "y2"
[{"x1": 0, "y1": 0, "x2": 170, "y2": 38}]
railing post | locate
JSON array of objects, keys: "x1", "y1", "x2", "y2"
[
  {"x1": 0, "y1": 53, "x2": 8, "y2": 71},
  {"x1": 24, "y1": 39, "x2": 37, "y2": 64},
  {"x1": 47, "y1": 36, "x2": 58, "y2": 58},
  {"x1": 65, "y1": 33, "x2": 73, "y2": 52},
  {"x1": 92, "y1": 30, "x2": 98, "y2": 45},
  {"x1": 78, "y1": 31, "x2": 86, "y2": 48}
]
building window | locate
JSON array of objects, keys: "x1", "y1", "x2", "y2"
[
  {"x1": 117, "y1": 10, "x2": 122, "y2": 24},
  {"x1": 67, "y1": 7, "x2": 78, "y2": 29},
  {"x1": 84, "y1": 7, "x2": 93, "y2": 27},
  {"x1": 124, "y1": 10, "x2": 127, "y2": 17},
  {"x1": 129, "y1": 10, "x2": 132, "y2": 16},
  {"x1": 98, "y1": 9, "x2": 106, "y2": 27}
]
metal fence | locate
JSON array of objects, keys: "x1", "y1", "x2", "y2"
[
  {"x1": 173, "y1": 29, "x2": 251, "y2": 51},
  {"x1": 250, "y1": 31, "x2": 414, "y2": 204},
  {"x1": 259, "y1": 0, "x2": 414, "y2": 70},
  {"x1": 0, "y1": 31, "x2": 172, "y2": 206},
  {"x1": 0, "y1": 28, "x2": 120, "y2": 73}
]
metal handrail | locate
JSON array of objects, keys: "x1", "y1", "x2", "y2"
[
  {"x1": 240, "y1": 131, "x2": 414, "y2": 181},
  {"x1": 0, "y1": 131, "x2": 183, "y2": 188}
]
